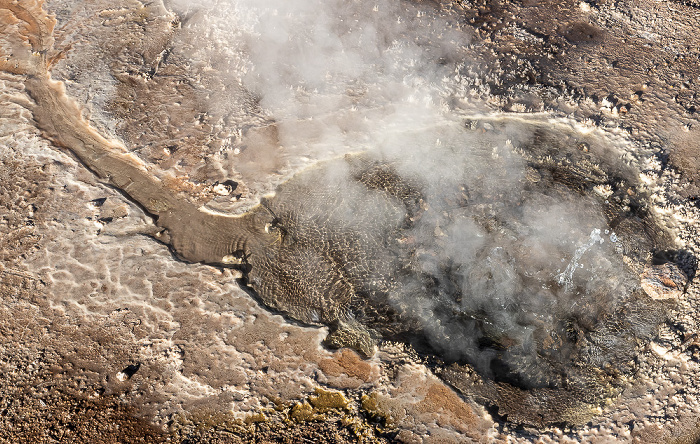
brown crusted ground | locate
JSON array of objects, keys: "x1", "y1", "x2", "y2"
[
  {"x1": 0, "y1": 138, "x2": 370, "y2": 444},
  {"x1": 668, "y1": 127, "x2": 700, "y2": 198},
  {"x1": 449, "y1": 0, "x2": 700, "y2": 208},
  {"x1": 61, "y1": 1, "x2": 272, "y2": 205},
  {"x1": 0, "y1": 158, "x2": 50, "y2": 266},
  {"x1": 0, "y1": 153, "x2": 377, "y2": 442},
  {"x1": 179, "y1": 421, "x2": 372, "y2": 444},
  {"x1": 453, "y1": 0, "x2": 700, "y2": 140},
  {"x1": 416, "y1": 383, "x2": 486, "y2": 434},
  {"x1": 2, "y1": 0, "x2": 700, "y2": 442},
  {"x1": 319, "y1": 349, "x2": 374, "y2": 382},
  {"x1": 0, "y1": 135, "x2": 161, "y2": 444},
  {"x1": 0, "y1": 293, "x2": 379, "y2": 443}
]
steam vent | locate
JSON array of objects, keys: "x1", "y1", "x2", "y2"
[{"x1": 2, "y1": 0, "x2": 700, "y2": 442}]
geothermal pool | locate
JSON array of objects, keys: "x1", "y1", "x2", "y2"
[{"x1": 1, "y1": 0, "x2": 699, "y2": 442}]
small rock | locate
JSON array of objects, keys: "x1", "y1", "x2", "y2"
[
  {"x1": 99, "y1": 199, "x2": 129, "y2": 220},
  {"x1": 641, "y1": 263, "x2": 688, "y2": 300}
]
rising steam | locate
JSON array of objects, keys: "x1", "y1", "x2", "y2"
[{"x1": 165, "y1": 0, "x2": 644, "y2": 388}]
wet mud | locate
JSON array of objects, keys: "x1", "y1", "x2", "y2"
[
  {"x1": 1, "y1": 0, "x2": 689, "y2": 428},
  {"x1": 3, "y1": 0, "x2": 700, "y2": 442}
]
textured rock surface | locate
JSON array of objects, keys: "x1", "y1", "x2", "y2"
[
  {"x1": 1, "y1": 0, "x2": 700, "y2": 442},
  {"x1": 641, "y1": 263, "x2": 688, "y2": 300}
]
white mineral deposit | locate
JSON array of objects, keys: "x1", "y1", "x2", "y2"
[{"x1": 1, "y1": 0, "x2": 700, "y2": 443}]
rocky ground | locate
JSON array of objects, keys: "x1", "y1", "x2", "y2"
[{"x1": 1, "y1": 0, "x2": 700, "y2": 442}]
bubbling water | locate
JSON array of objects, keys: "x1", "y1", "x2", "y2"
[{"x1": 354, "y1": 119, "x2": 653, "y2": 391}]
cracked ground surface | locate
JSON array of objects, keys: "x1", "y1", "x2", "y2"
[{"x1": 1, "y1": 0, "x2": 700, "y2": 442}]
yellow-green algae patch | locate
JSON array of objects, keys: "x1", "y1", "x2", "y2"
[
  {"x1": 361, "y1": 392, "x2": 395, "y2": 428},
  {"x1": 169, "y1": 387, "x2": 390, "y2": 443},
  {"x1": 309, "y1": 388, "x2": 350, "y2": 413},
  {"x1": 289, "y1": 388, "x2": 351, "y2": 421}
]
